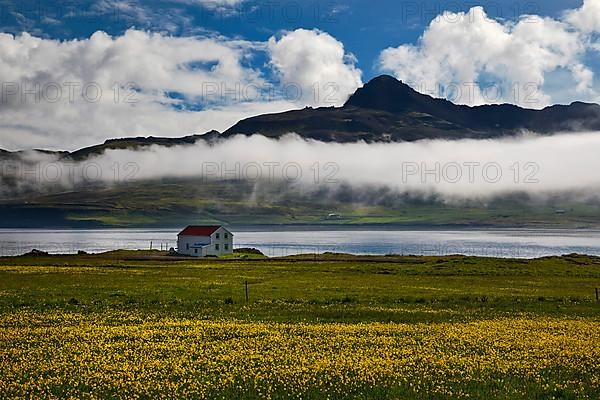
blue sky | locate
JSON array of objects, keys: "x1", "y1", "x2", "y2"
[
  {"x1": 0, "y1": 0, "x2": 587, "y2": 79},
  {"x1": 1, "y1": 0, "x2": 600, "y2": 150}
]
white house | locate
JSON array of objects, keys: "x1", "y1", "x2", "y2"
[{"x1": 177, "y1": 226, "x2": 234, "y2": 257}]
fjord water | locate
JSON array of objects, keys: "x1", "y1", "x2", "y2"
[{"x1": 1, "y1": 228, "x2": 600, "y2": 258}]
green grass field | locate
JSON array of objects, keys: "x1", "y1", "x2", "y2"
[{"x1": 0, "y1": 251, "x2": 599, "y2": 398}]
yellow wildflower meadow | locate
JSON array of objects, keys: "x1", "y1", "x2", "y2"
[{"x1": 0, "y1": 312, "x2": 598, "y2": 399}]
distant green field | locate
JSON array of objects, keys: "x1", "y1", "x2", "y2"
[{"x1": 0, "y1": 252, "x2": 599, "y2": 399}]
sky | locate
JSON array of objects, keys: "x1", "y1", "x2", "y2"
[{"x1": 0, "y1": 0, "x2": 599, "y2": 150}]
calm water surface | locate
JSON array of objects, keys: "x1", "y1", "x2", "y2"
[{"x1": 1, "y1": 228, "x2": 600, "y2": 258}]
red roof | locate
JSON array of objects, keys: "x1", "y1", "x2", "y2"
[{"x1": 178, "y1": 226, "x2": 221, "y2": 237}]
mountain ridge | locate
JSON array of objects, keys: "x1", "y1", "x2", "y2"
[
  {"x1": 223, "y1": 75, "x2": 600, "y2": 141},
  {"x1": 3, "y1": 75, "x2": 600, "y2": 159}
]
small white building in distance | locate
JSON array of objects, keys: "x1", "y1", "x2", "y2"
[{"x1": 177, "y1": 225, "x2": 234, "y2": 257}]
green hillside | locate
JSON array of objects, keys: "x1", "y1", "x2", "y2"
[{"x1": 2, "y1": 178, "x2": 600, "y2": 228}]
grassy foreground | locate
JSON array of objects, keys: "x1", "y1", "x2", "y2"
[{"x1": 0, "y1": 251, "x2": 599, "y2": 399}]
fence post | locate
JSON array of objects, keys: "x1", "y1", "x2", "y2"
[
  {"x1": 596, "y1": 288, "x2": 599, "y2": 302},
  {"x1": 245, "y1": 280, "x2": 249, "y2": 303}
]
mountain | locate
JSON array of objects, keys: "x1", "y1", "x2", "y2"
[
  {"x1": 4, "y1": 76, "x2": 600, "y2": 228},
  {"x1": 222, "y1": 75, "x2": 600, "y2": 142},
  {"x1": 66, "y1": 131, "x2": 220, "y2": 161},
  {"x1": 2, "y1": 177, "x2": 600, "y2": 229},
  {"x1": 344, "y1": 75, "x2": 600, "y2": 132},
  {"x1": 3, "y1": 75, "x2": 600, "y2": 158},
  {"x1": 0, "y1": 131, "x2": 220, "y2": 161}
]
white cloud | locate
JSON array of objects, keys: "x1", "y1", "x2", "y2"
[
  {"x1": 14, "y1": 132, "x2": 600, "y2": 203},
  {"x1": 564, "y1": 0, "x2": 600, "y2": 34},
  {"x1": 378, "y1": 6, "x2": 596, "y2": 108},
  {"x1": 102, "y1": 131, "x2": 600, "y2": 200},
  {"x1": 268, "y1": 29, "x2": 362, "y2": 107},
  {"x1": 0, "y1": 27, "x2": 365, "y2": 150},
  {"x1": 0, "y1": 29, "x2": 347, "y2": 150}
]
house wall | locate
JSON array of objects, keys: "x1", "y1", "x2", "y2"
[
  {"x1": 177, "y1": 235, "x2": 210, "y2": 257},
  {"x1": 177, "y1": 227, "x2": 234, "y2": 257}
]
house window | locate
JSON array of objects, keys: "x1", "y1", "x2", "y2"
[
  {"x1": 225, "y1": 233, "x2": 228, "y2": 239},
  {"x1": 215, "y1": 244, "x2": 220, "y2": 250},
  {"x1": 186, "y1": 243, "x2": 189, "y2": 250},
  {"x1": 216, "y1": 233, "x2": 220, "y2": 239},
  {"x1": 194, "y1": 249, "x2": 198, "y2": 254},
  {"x1": 224, "y1": 244, "x2": 229, "y2": 250}
]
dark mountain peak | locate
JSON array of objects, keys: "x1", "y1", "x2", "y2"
[
  {"x1": 364, "y1": 74, "x2": 404, "y2": 85},
  {"x1": 223, "y1": 74, "x2": 600, "y2": 142},
  {"x1": 345, "y1": 75, "x2": 438, "y2": 113}
]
